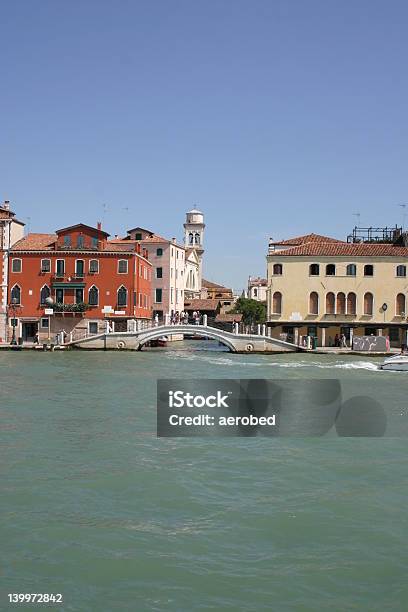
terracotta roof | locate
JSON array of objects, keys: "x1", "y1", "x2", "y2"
[
  {"x1": 55, "y1": 223, "x2": 110, "y2": 237},
  {"x1": 215, "y1": 313, "x2": 243, "y2": 322},
  {"x1": 183, "y1": 299, "x2": 220, "y2": 311},
  {"x1": 11, "y1": 233, "x2": 57, "y2": 251},
  {"x1": 269, "y1": 242, "x2": 408, "y2": 257},
  {"x1": 269, "y1": 233, "x2": 344, "y2": 246},
  {"x1": 12, "y1": 233, "x2": 138, "y2": 253},
  {"x1": 249, "y1": 277, "x2": 267, "y2": 286}
]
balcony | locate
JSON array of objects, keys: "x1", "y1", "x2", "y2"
[
  {"x1": 51, "y1": 302, "x2": 89, "y2": 313},
  {"x1": 51, "y1": 275, "x2": 86, "y2": 289}
]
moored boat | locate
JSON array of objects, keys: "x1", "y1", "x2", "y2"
[{"x1": 380, "y1": 354, "x2": 408, "y2": 371}]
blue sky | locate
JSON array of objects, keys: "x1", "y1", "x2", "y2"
[{"x1": 1, "y1": 0, "x2": 408, "y2": 289}]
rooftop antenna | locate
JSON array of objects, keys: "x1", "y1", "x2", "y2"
[
  {"x1": 26, "y1": 216, "x2": 31, "y2": 234},
  {"x1": 102, "y1": 203, "x2": 108, "y2": 226},
  {"x1": 399, "y1": 204, "x2": 407, "y2": 230},
  {"x1": 353, "y1": 212, "x2": 361, "y2": 227}
]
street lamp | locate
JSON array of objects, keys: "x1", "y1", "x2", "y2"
[{"x1": 10, "y1": 297, "x2": 18, "y2": 345}]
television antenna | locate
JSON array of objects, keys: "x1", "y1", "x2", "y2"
[{"x1": 399, "y1": 204, "x2": 407, "y2": 229}]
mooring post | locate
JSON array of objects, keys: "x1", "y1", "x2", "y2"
[
  {"x1": 262, "y1": 324, "x2": 266, "y2": 336},
  {"x1": 257, "y1": 324, "x2": 261, "y2": 335},
  {"x1": 203, "y1": 314, "x2": 208, "y2": 326}
]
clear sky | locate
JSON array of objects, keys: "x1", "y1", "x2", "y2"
[{"x1": 1, "y1": 0, "x2": 408, "y2": 290}]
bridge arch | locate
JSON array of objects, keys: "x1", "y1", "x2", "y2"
[{"x1": 136, "y1": 325, "x2": 238, "y2": 352}]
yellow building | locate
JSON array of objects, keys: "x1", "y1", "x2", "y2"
[{"x1": 266, "y1": 233, "x2": 408, "y2": 347}]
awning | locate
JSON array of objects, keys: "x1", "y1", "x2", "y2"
[{"x1": 52, "y1": 282, "x2": 85, "y2": 289}]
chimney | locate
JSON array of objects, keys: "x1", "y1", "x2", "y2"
[
  {"x1": 97, "y1": 221, "x2": 102, "y2": 231},
  {"x1": 3, "y1": 200, "x2": 10, "y2": 211},
  {"x1": 171, "y1": 237, "x2": 176, "y2": 243}
]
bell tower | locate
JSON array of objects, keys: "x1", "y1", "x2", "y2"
[{"x1": 184, "y1": 207, "x2": 205, "y2": 289}]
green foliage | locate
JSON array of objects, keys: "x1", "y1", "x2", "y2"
[
  {"x1": 52, "y1": 302, "x2": 89, "y2": 312},
  {"x1": 232, "y1": 297, "x2": 267, "y2": 325}
]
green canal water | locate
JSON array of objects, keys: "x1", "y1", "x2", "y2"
[{"x1": 1, "y1": 342, "x2": 408, "y2": 611}]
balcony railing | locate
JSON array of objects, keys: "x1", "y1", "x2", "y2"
[{"x1": 51, "y1": 302, "x2": 89, "y2": 313}]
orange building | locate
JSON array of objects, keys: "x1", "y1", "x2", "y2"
[{"x1": 7, "y1": 223, "x2": 152, "y2": 344}]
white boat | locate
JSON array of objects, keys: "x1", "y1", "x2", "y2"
[{"x1": 380, "y1": 353, "x2": 408, "y2": 371}]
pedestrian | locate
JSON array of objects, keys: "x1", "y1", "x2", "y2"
[{"x1": 334, "y1": 333, "x2": 339, "y2": 347}]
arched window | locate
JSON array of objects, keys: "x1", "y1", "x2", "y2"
[
  {"x1": 117, "y1": 286, "x2": 127, "y2": 307},
  {"x1": 272, "y1": 292, "x2": 282, "y2": 314},
  {"x1": 326, "y1": 264, "x2": 336, "y2": 276},
  {"x1": 396, "y1": 265, "x2": 406, "y2": 277},
  {"x1": 347, "y1": 292, "x2": 357, "y2": 315},
  {"x1": 40, "y1": 285, "x2": 50, "y2": 305},
  {"x1": 364, "y1": 292, "x2": 373, "y2": 315},
  {"x1": 309, "y1": 264, "x2": 320, "y2": 276},
  {"x1": 89, "y1": 286, "x2": 99, "y2": 306},
  {"x1": 253, "y1": 288, "x2": 258, "y2": 297},
  {"x1": 189, "y1": 233, "x2": 194, "y2": 245},
  {"x1": 346, "y1": 264, "x2": 356, "y2": 276},
  {"x1": 11, "y1": 285, "x2": 21, "y2": 305},
  {"x1": 309, "y1": 292, "x2": 319, "y2": 315},
  {"x1": 336, "y1": 292, "x2": 346, "y2": 315},
  {"x1": 273, "y1": 263, "x2": 283, "y2": 275},
  {"x1": 194, "y1": 233, "x2": 200, "y2": 245},
  {"x1": 326, "y1": 292, "x2": 335, "y2": 314},
  {"x1": 396, "y1": 293, "x2": 406, "y2": 316},
  {"x1": 364, "y1": 264, "x2": 374, "y2": 276}
]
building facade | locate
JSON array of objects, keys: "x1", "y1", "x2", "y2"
[
  {"x1": 8, "y1": 223, "x2": 151, "y2": 344},
  {"x1": 0, "y1": 201, "x2": 25, "y2": 343},
  {"x1": 247, "y1": 276, "x2": 267, "y2": 301},
  {"x1": 124, "y1": 227, "x2": 185, "y2": 321},
  {"x1": 266, "y1": 233, "x2": 408, "y2": 347}
]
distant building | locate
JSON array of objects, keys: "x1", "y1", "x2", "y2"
[
  {"x1": 183, "y1": 208, "x2": 205, "y2": 291},
  {"x1": 0, "y1": 201, "x2": 25, "y2": 343},
  {"x1": 122, "y1": 227, "x2": 185, "y2": 322},
  {"x1": 266, "y1": 231, "x2": 408, "y2": 347},
  {"x1": 8, "y1": 223, "x2": 151, "y2": 344},
  {"x1": 248, "y1": 276, "x2": 267, "y2": 301}
]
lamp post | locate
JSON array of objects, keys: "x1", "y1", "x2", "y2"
[
  {"x1": 10, "y1": 297, "x2": 18, "y2": 345},
  {"x1": 45, "y1": 296, "x2": 54, "y2": 343}
]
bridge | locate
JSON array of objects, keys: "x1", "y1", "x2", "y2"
[{"x1": 65, "y1": 324, "x2": 302, "y2": 353}]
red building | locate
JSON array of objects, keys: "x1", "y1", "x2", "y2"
[{"x1": 7, "y1": 223, "x2": 152, "y2": 344}]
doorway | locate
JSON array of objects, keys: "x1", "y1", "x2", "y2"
[
  {"x1": 22, "y1": 321, "x2": 38, "y2": 343},
  {"x1": 114, "y1": 319, "x2": 128, "y2": 332}
]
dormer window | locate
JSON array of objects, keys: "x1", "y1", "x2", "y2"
[
  {"x1": 77, "y1": 235, "x2": 84, "y2": 248},
  {"x1": 135, "y1": 233, "x2": 142, "y2": 240},
  {"x1": 92, "y1": 237, "x2": 98, "y2": 249},
  {"x1": 64, "y1": 236, "x2": 71, "y2": 247}
]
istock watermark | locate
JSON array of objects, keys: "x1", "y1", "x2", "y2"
[{"x1": 157, "y1": 379, "x2": 388, "y2": 437}]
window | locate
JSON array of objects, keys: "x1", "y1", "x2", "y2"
[
  {"x1": 89, "y1": 259, "x2": 99, "y2": 273},
  {"x1": 195, "y1": 233, "x2": 200, "y2": 245},
  {"x1": 75, "y1": 288, "x2": 84, "y2": 304},
  {"x1": 92, "y1": 237, "x2": 98, "y2": 249},
  {"x1": 155, "y1": 288, "x2": 163, "y2": 303},
  {"x1": 64, "y1": 235, "x2": 71, "y2": 247},
  {"x1": 77, "y1": 235, "x2": 84, "y2": 248},
  {"x1": 88, "y1": 286, "x2": 99, "y2": 306},
  {"x1": 75, "y1": 260, "x2": 85, "y2": 277},
  {"x1": 41, "y1": 318, "x2": 49, "y2": 329},
  {"x1": 336, "y1": 292, "x2": 346, "y2": 315},
  {"x1": 347, "y1": 292, "x2": 357, "y2": 315},
  {"x1": 156, "y1": 248, "x2": 163, "y2": 256},
  {"x1": 397, "y1": 265, "x2": 406, "y2": 277},
  {"x1": 56, "y1": 288, "x2": 64, "y2": 303},
  {"x1": 12, "y1": 259, "x2": 22, "y2": 273},
  {"x1": 346, "y1": 264, "x2": 356, "y2": 276},
  {"x1": 273, "y1": 263, "x2": 283, "y2": 275},
  {"x1": 272, "y1": 292, "x2": 282, "y2": 314},
  {"x1": 118, "y1": 260, "x2": 128, "y2": 274},
  {"x1": 326, "y1": 264, "x2": 336, "y2": 276},
  {"x1": 309, "y1": 264, "x2": 319, "y2": 276},
  {"x1": 41, "y1": 259, "x2": 51, "y2": 273},
  {"x1": 40, "y1": 285, "x2": 51, "y2": 305},
  {"x1": 326, "y1": 292, "x2": 335, "y2": 314},
  {"x1": 56, "y1": 259, "x2": 65, "y2": 276},
  {"x1": 11, "y1": 285, "x2": 21, "y2": 304},
  {"x1": 396, "y1": 293, "x2": 406, "y2": 316},
  {"x1": 189, "y1": 233, "x2": 193, "y2": 245},
  {"x1": 135, "y1": 233, "x2": 142, "y2": 241},
  {"x1": 363, "y1": 292, "x2": 373, "y2": 315},
  {"x1": 89, "y1": 322, "x2": 99, "y2": 335},
  {"x1": 156, "y1": 267, "x2": 163, "y2": 279},
  {"x1": 117, "y1": 286, "x2": 127, "y2": 307},
  {"x1": 389, "y1": 327, "x2": 400, "y2": 343},
  {"x1": 309, "y1": 292, "x2": 319, "y2": 315},
  {"x1": 253, "y1": 288, "x2": 258, "y2": 298},
  {"x1": 364, "y1": 264, "x2": 374, "y2": 276}
]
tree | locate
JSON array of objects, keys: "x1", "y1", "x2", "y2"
[{"x1": 232, "y1": 297, "x2": 266, "y2": 325}]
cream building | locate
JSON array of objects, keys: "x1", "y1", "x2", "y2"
[
  {"x1": 266, "y1": 233, "x2": 408, "y2": 347},
  {"x1": 248, "y1": 276, "x2": 267, "y2": 301}
]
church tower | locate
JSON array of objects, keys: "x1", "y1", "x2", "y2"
[{"x1": 184, "y1": 207, "x2": 205, "y2": 290}]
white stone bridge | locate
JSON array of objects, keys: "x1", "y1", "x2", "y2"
[{"x1": 65, "y1": 324, "x2": 302, "y2": 353}]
